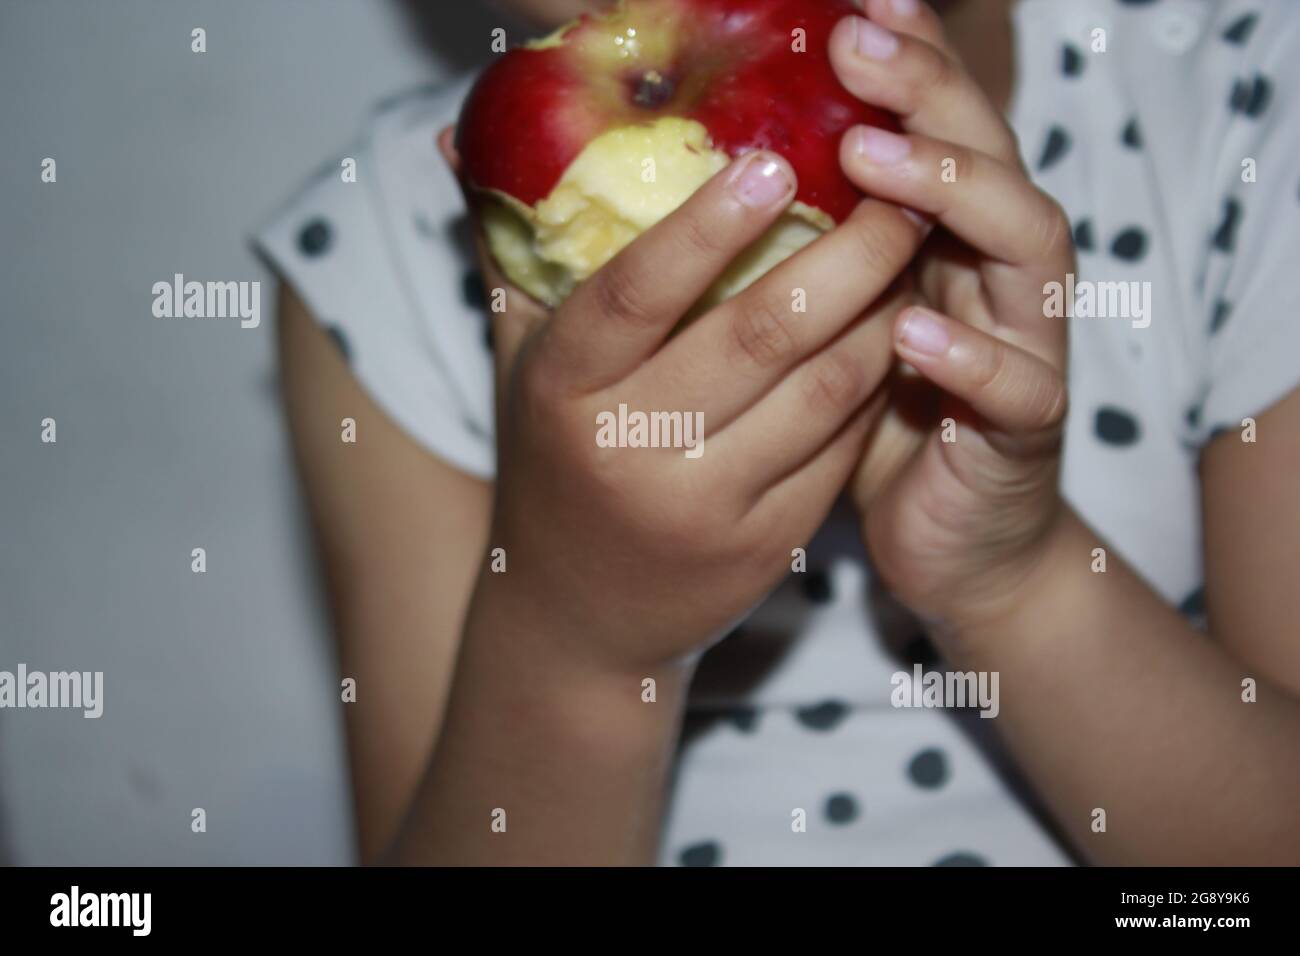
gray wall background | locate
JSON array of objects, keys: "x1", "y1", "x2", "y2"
[{"x1": 0, "y1": 0, "x2": 497, "y2": 864}]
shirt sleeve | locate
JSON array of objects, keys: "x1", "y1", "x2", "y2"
[
  {"x1": 1197, "y1": 6, "x2": 1300, "y2": 440},
  {"x1": 250, "y1": 89, "x2": 495, "y2": 480}
]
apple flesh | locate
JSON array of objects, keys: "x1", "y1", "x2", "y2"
[{"x1": 456, "y1": 0, "x2": 892, "y2": 308}]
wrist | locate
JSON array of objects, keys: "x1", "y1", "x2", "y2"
[
  {"x1": 393, "y1": 575, "x2": 692, "y2": 865},
  {"x1": 934, "y1": 502, "x2": 1084, "y2": 662},
  {"x1": 459, "y1": 571, "x2": 695, "y2": 733},
  {"x1": 467, "y1": 552, "x2": 704, "y2": 678}
]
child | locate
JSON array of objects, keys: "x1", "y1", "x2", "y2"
[{"x1": 255, "y1": 0, "x2": 1300, "y2": 865}]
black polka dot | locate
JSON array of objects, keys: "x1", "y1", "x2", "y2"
[
  {"x1": 1229, "y1": 74, "x2": 1272, "y2": 118},
  {"x1": 1121, "y1": 117, "x2": 1143, "y2": 150},
  {"x1": 1037, "y1": 126, "x2": 1070, "y2": 171},
  {"x1": 462, "y1": 270, "x2": 488, "y2": 309},
  {"x1": 1209, "y1": 299, "x2": 1232, "y2": 335},
  {"x1": 933, "y1": 851, "x2": 989, "y2": 867},
  {"x1": 824, "y1": 792, "x2": 859, "y2": 825},
  {"x1": 325, "y1": 324, "x2": 352, "y2": 363},
  {"x1": 1208, "y1": 424, "x2": 1234, "y2": 444},
  {"x1": 907, "y1": 748, "x2": 949, "y2": 789},
  {"x1": 412, "y1": 213, "x2": 437, "y2": 239},
  {"x1": 1178, "y1": 585, "x2": 1206, "y2": 619},
  {"x1": 1212, "y1": 198, "x2": 1242, "y2": 253},
  {"x1": 1072, "y1": 219, "x2": 1095, "y2": 252},
  {"x1": 1094, "y1": 406, "x2": 1141, "y2": 446},
  {"x1": 482, "y1": 322, "x2": 494, "y2": 353},
  {"x1": 1061, "y1": 44, "x2": 1084, "y2": 77},
  {"x1": 801, "y1": 568, "x2": 834, "y2": 604},
  {"x1": 297, "y1": 218, "x2": 333, "y2": 257},
  {"x1": 1222, "y1": 13, "x2": 1258, "y2": 45},
  {"x1": 679, "y1": 841, "x2": 721, "y2": 867},
  {"x1": 903, "y1": 632, "x2": 940, "y2": 667},
  {"x1": 721, "y1": 705, "x2": 760, "y2": 733},
  {"x1": 795, "y1": 699, "x2": 849, "y2": 732},
  {"x1": 1109, "y1": 227, "x2": 1148, "y2": 263},
  {"x1": 1185, "y1": 403, "x2": 1202, "y2": 430}
]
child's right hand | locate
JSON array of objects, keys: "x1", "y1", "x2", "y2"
[{"x1": 450, "y1": 137, "x2": 925, "y2": 676}]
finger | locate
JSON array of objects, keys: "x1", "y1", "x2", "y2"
[
  {"x1": 436, "y1": 125, "x2": 462, "y2": 177},
  {"x1": 849, "y1": 369, "x2": 933, "y2": 509},
  {"x1": 829, "y1": 12, "x2": 1019, "y2": 166},
  {"x1": 861, "y1": 0, "x2": 958, "y2": 57},
  {"x1": 841, "y1": 127, "x2": 1067, "y2": 268},
  {"x1": 538, "y1": 151, "x2": 798, "y2": 393},
  {"x1": 841, "y1": 127, "x2": 1073, "y2": 355},
  {"x1": 632, "y1": 198, "x2": 924, "y2": 426},
  {"x1": 749, "y1": 397, "x2": 884, "y2": 539},
  {"x1": 709, "y1": 292, "x2": 903, "y2": 497},
  {"x1": 893, "y1": 306, "x2": 1068, "y2": 435}
]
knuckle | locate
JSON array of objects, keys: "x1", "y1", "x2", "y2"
[
  {"x1": 592, "y1": 263, "x2": 657, "y2": 329},
  {"x1": 684, "y1": 483, "x2": 727, "y2": 535},
  {"x1": 587, "y1": 444, "x2": 641, "y2": 497},
  {"x1": 803, "y1": 349, "x2": 864, "y2": 412},
  {"x1": 970, "y1": 338, "x2": 1008, "y2": 394},
  {"x1": 729, "y1": 293, "x2": 799, "y2": 369},
  {"x1": 845, "y1": 211, "x2": 904, "y2": 276},
  {"x1": 1033, "y1": 374, "x2": 1069, "y2": 430},
  {"x1": 948, "y1": 146, "x2": 977, "y2": 186},
  {"x1": 517, "y1": 358, "x2": 569, "y2": 428},
  {"x1": 910, "y1": 45, "x2": 956, "y2": 106},
  {"x1": 1034, "y1": 196, "x2": 1073, "y2": 260},
  {"x1": 994, "y1": 126, "x2": 1022, "y2": 165},
  {"x1": 655, "y1": 473, "x2": 719, "y2": 542},
  {"x1": 735, "y1": 527, "x2": 784, "y2": 575},
  {"x1": 674, "y1": 211, "x2": 725, "y2": 261}
]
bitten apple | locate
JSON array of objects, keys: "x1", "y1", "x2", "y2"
[{"x1": 456, "y1": 0, "x2": 892, "y2": 308}]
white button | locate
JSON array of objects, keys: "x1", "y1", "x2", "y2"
[{"x1": 1155, "y1": 12, "x2": 1201, "y2": 54}]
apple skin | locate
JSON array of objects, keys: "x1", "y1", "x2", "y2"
[
  {"x1": 459, "y1": 0, "x2": 889, "y2": 222},
  {"x1": 456, "y1": 0, "x2": 894, "y2": 304}
]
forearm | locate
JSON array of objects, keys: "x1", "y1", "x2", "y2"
[
  {"x1": 948, "y1": 507, "x2": 1300, "y2": 865},
  {"x1": 385, "y1": 578, "x2": 692, "y2": 866}
]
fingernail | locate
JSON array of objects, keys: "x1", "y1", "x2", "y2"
[
  {"x1": 899, "y1": 309, "x2": 950, "y2": 356},
  {"x1": 852, "y1": 126, "x2": 911, "y2": 164},
  {"x1": 854, "y1": 17, "x2": 898, "y2": 59},
  {"x1": 891, "y1": 0, "x2": 920, "y2": 16},
  {"x1": 732, "y1": 153, "x2": 795, "y2": 208}
]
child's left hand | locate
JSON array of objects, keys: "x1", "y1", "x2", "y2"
[{"x1": 827, "y1": 0, "x2": 1076, "y2": 637}]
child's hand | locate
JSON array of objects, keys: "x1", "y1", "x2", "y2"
[
  {"x1": 449, "y1": 138, "x2": 925, "y2": 675},
  {"x1": 827, "y1": 0, "x2": 1074, "y2": 635}
]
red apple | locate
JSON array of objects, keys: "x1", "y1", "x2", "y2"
[{"x1": 457, "y1": 0, "x2": 892, "y2": 307}]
